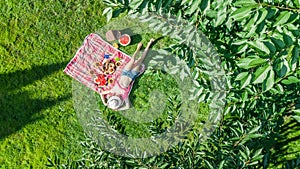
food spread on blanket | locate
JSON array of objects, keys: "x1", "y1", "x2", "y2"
[
  {"x1": 64, "y1": 33, "x2": 144, "y2": 108},
  {"x1": 93, "y1": 53, "x2": 122, "y2": 87}
]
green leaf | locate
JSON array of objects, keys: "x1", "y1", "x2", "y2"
[
  {"x1": 280, "y1": 59, "x2": 290, "y2": 77},
  {"x1": 249, "y1": 58, "x2": 267, "y2": 67},
  {"x1": 218, "y1": 160, "x2": 225, "y2": 169},
  {"x1": 246, "y1": 133, "x2": 263, "y2": 139},
  {"x1": 248, "y1": 126, "x2": 260, "y2": 134},
  {"x1": 276, "y1": 83, "x2": 284, "y2": 93},
  {"x1": 232, "y1": 39, "x2": 248, "y2": 45},
  {"x1": 234, "y1": 0, "x2": 257, "y2": 7},
  {"x1": 245, "y1": 25, "x2": 257, "y2": 38},
  {"x1": 200, "y1": 0, "x2": 210, "y2": 11},
  {"x1": 241, "y1": 73, "x2": 252, "y2": 89},
  {"x1": 291, "y1": 46, "x2": 299, "y2": 70},
  {"x1": 186, "y1": 0, "x2": 201, "y2": 15},
  {"x1": 102, "y1": 7, "x2": 111, "y2": 15},
  {"x1": 230, "y1": 7, "x2": 253, "y2": 21},
  {"x1": 205, "y1": 160, "x2": 214, "y2": 169},
  {"x1": 237, "y1": 44, "x2": 249, "y2": 54},
  {"x1": 242, "y1": 90, "x2": 248, "y2": 102},
  {"x1": 253, "y1": 148, "x2": 263, "y2": 158},
  {"x1": 286, "y1": 23, "x2": 299, "y2": 31},
  {"x1": 252, "y1": 155, "x2": 264, "y2": 162},
  {"x1": 237, "y1": 56, "x2": 266, "y2": 69},
  {"x1": 206, "y1": 9, "x2": 217, "y2": 18},
  {"x1": 239, "y1": 150, "x2": 248, "y2": 160},
  {"x1": 245, "y1": 146, "x2": 251, "y2": 157},
  {"x1": 214, "y1": 14, "x2": 227, "y2": 27},
  {"x1": 247, "y1": 41, "x2": 270, "y2": 54},
  {"x1": 292, "y1": 109, "x2": 300, "y2": 113},
  {"x1": 214, "y1": 4, "x2": 227, "y2": 27},
  {"x1": 292, "y1": 46, "x2": 299, "y2": 62},
  {"x1": 159, "y1": 163, "x2": 169, "y2": 168},
  {"x1": 253, "y1": 65, "x2": 271, "y2": 84},
  {"x1": 292, "y1": 115, "x2": 300, "y2": 123},
  {"x1": 129, "y1": 0, "x2": 144, "y2": 10},
  {"x1": 264, "y1": 41, "x2": 276, "y2": 54},
  {"x1": 237, "y1": 57, "x2": 253, "y2": 69},
  {"x1": 243, "y1": 11, "x2": 259, "y2": 31},
  {"x1": 274, "y1": 11, "x2": 291, "y2": 27},
  {"x1": 295, "y1": 0, "x2": 300, "y2": 6},
  {"x1": 248, "y1": 161, "x2": 259, "y2": 166},
  {"x1": 155, "y1": 0, "x2": 163, "y2": 11},
  {"x1": 282, "y1": 76, "x2": 300, "y2": 85},
  {"x1": 270, "y1": 36, "x2": 285, "y2": 49},
  {"x1": 102, "y1": 7, "x2": 114, "y2": 20},
  {"x1": 236, "y1": 72, "x2": 249, "y2": 81},
  {"x1": 283, "y1": 34, "x2": 293, "y2": 46},
  {"x1": 263, "y1": 69, "x2": 275, "y2": 91},
  {"x1": 256, "y1": 8, "x2": 268, "y2": 25}
]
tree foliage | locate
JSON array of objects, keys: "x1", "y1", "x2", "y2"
[{"x1": 49, "y1": 0, "x2": 300, "y2": 168}]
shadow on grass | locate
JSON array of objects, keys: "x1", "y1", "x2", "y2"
[
  {"x1": 271, "y1": 118, "x2": 300, "y2": 167},
  {"x1": 0, "y1": 62, "x2": 70, "y2": 139}
]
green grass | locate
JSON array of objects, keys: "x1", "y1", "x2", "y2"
[{"x1": 0, "y1": 0, "x2": 106, "y2": 168}]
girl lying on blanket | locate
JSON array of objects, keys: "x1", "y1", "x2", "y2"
[{"x1": 101, "y1": 38, "x2": 155, "y2": 111}]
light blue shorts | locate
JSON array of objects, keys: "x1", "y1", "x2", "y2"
[{"x1": 122, "y1": 70, "x2": 139, "y2": 80}]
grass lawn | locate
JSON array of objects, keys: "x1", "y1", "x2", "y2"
[
  {"x1": 1, "y1": 0, "x2": 299, "y2": 168},
  {"x1": 0, "y1": 0, "x2": 106, "y2": 168}
]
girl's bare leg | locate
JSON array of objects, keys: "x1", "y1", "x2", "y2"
[
  {"x1": 123, "y1": 42, "x2": 143, "y2": 71},
  {"x1": 132, "y1": 38, "x2": 155, "y2": 71}
]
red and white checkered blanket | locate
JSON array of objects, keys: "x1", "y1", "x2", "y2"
[{"x1": 64, "y1": 33, "x2": 145, "y2": 103}]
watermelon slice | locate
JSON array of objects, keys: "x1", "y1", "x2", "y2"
[{"x1": 119, "y1": 34, "x2": 131, "y2": 46}]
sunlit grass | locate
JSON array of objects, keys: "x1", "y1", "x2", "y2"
[{"x1": 0, "y1": 0, "x2": 106, "y2": 168}]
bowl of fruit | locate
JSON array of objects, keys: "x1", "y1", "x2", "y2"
[{"x1": 118, "y1": 34, "x2": 131, "y2": 46}]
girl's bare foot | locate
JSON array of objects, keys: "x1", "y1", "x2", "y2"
[
  {"x1": 146, "y1": 38, "x2": 155, "y2": 49},
  {"x1": 149, "y1": 38, "x2": 155, "y2": 44}
]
